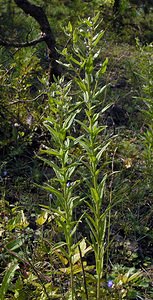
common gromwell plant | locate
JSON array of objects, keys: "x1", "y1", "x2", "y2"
[{"x1": 39, "y1": 13, "x2": 113, "y2": 300}]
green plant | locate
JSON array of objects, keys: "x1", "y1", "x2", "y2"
[
  {"x1": 0, "y1": 261, "x2": 19, "y2": 300},
  {"x1": 68, "y1": 15, "x2": 110, "y2": 299},
  {"x1": 139, "y1": 44, "x2": 153, "y2": 186},
  {"x1": 38, "y1": 12, "x2": 112, "y2": 300},
  {"x1": 106, "y1": 264, "x2": 153, "y2": 300},
  {"x1": 39, "y1": 75, "x2": 83, "y2": 299}
]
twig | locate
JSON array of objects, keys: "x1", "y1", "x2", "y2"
[
  {"x1": 4, "y1": 244, "x2": 51, "y2": 300},
  {"x1": 8, "y1": 93, "x2": 45, "y2": 105},
  {"x1": 4, "y1": 246, "x2": 30, "y2": 267},
  {"x1": 0, "y1": 36, "x2": 45, "y2": 48}
]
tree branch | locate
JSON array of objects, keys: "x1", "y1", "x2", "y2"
[
  {"x1": 13, "y1": 0, "x2": 60, "y2": 83},
  {"x1": 0, "y1": 36, "x2": 45, "y2": 48},
  {"x1": 8, "y1": 93, "x2": 45, "y2": 105}
]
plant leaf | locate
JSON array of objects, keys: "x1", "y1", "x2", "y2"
[
  {"x1": 0, "y1": 262, "x2": 19, "y2": 300},
  {"x1": 36, "y1": 211, "x2": 48, "y2": 226}
]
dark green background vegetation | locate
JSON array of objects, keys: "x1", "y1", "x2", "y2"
[{"x1": 0, "y1": 0, "x2": 153, "y2": 299}]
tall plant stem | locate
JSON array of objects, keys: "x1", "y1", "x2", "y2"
[
  {"x1": 70, "y1": 256, "x2": 74, "y2": 300},
  {"x1": 106, "y1": 148, "x2": 117, "y2": 268}
]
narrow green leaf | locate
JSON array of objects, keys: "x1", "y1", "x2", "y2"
[
  {"x1": 73, "y1": 29, "x2": 78, "y2": 44},
  {"x1": 66, "y1": 165, "x2": 77, "y2": 179},
  {"x1": 90, "y1": 187, "x2": 99, "y2": 203},
  {"x1": 94, "y1": 85, "x2": 107, "y2": 98},
  {"x1": 70, "y1": 55, "x2": 81, "y2": 66},
  {"x1": 43, "y1": 122, "x2": 58, "y2": 141},
  {"x1": 56, "y1": 60, "x2": 71, "y2": 68},
  {"x1": 61, "y1": 47, "x2": 68, "y2": 56},
  {"x1": 83, "y1": 91, "x2": 89, "y2": 102},
  {"x1": 5, "y1": 239, "x2": 24, "y2": 251},
  {"x1": 101, "y1": 103, "x2": 113, "y2": 114},
  {"x1": 85, "y1": 55, "x2": 93, "y2": 74},
  {"x1": 93, "y1": 126, "x2": 106, "y2": 136},
  {"x1": 93, "y1": 49, "x2": 101, "y2": 59},
  {"x1": 85, "y1": 18, "x2": 92, "y2": 27},
  {"x1": 75, "y1": 78, "x2": 87, "y2": 92},
  {"x1": 68, "y1": 21, "x2": 72, "y2": 33},
  {"x1": 96, "y1": 58, "x2": 108, "y2": 79},
  {"x1": 43, "y1": 184, "x2": 63, "y2": 200},
  {"x1": 86, "y1": 217, "x2": 98, "y2": 243},
  {"x1": 70, "y1": 220, "x2": 80, "y2": 238},
  {"x1": 52, "y1": 242, "x2": 67, "y2": 252},
  {"x1": 76, "y1": 119, "x2": 90, "y2": 133},
  {"x1": 39, "y1": 149, "x2": 61, "y2": 157},
  {"x1": 128, "y1": 271, "x2": 142, "y2": 282},
  {"x1": 92, "y1": 12, "x2": 100, "y2": 25},
  {"x1": 0, "y1": 262, "x2": 19, "y2": 300},
  {"x1": 99, "y1": 174, "x2": 107, "y2": 199},
  {"x1": 79, "y1": 140, "x2": 91, "y2": 153},
  {"x1": 63, "y1": 113, "x2": 77, "y2": 130},
  {"x1": 99, "y1": 214, "x2": 107, "y2": 240},
  {"x1": 38, "y1": 157, "x2": 62, "y2": 180},
  {"x1": 80, "y1": 58, "x2": 87, "y2": 69},
  {"x1": 96, "y1": 142, "x2": 110, "y2": 162},
  {"x1": 86, "y1": 213, "x2": 97, "y2": 238},
  {"x1": 84, "y1": 199, "x2": 96, "y2": 215},
  {"x1": 92, "y1": 30, "x2": 104, "y2": 47}
]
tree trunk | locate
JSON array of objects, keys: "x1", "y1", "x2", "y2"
[{"x1": 14, "y1": 0, "x2": 61, "y2": 83}]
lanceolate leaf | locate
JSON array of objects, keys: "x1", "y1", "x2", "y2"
[
  {"x1": 76, "y1": 119, "x2": 90, "y2": 133},
  {"x1": 92, "y1": 11, "x2": 101, "y2": 26},
  {"x1": 98, "y1": 174, "x2": 107, "y2": 199},
  {"x1": 69, "y1": 55, "x2": 81, "y2": 66},
  {"x1": 43, "y1": 184, "x2": 63, "y2": 200},
  {"x1": 75, "y1": 78, "x2": 87, "y2": 92},
  {"x1": 0, "y1": 262, "x2": 19, "y2": 300},
  {"x1": 101, "y1": 102, "x2": 113, "y2": 114},
  {"x1": 37, "y1": 157, "x2": 62, "y2": 179},
  {"x1": 92, "y1": 30, "x2": 104, "y2": 47},
  {"x1": 96, "y1": 142, "x2": 110, "y2": 162},
  {"x1": 39, "y1": 148, "x2": 61, "y2": 157},
  {"x1": 90, "y1": 187, "x2": 100, "y2": 203},
  {"x1": 63, "y1": 112, "x2": 78, "y2": 130},
  {"x1": 79, "y1": 139, "x2": 92, "y2": 153},
  {"x1": 5, "y1": 238, "x2": 24, "y2": 251},
  {"x1": 43, "y1": 122, "x2": 59, "y2": 142},
  {"x1": 94, "y1": 84, "x2": 107, "y2": 98},
  {"x1": 85, "y1": 213, "x2": 98, "y2": 241}
]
